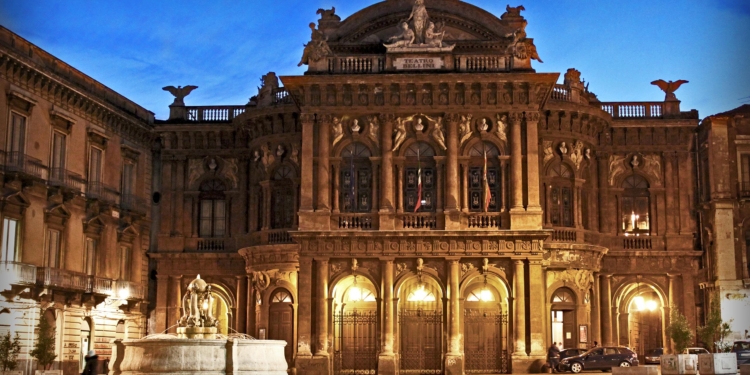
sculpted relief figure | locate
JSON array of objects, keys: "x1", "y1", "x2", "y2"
[
  {"x1": 385, "y1": 22, "x2": 415, "y2": 48},
  {"x1": 608, "y1": 154, "x2": 627, "y2": 186},
  {"x1": 408, "y1": 0, "x2": 429, "y2": 44},
  {"x1": 650, "y1": 79, "x2": 689, "y2": 101},
  {"x1": 298, "y1": 22, "x2": 332, "y2": 67},
  {"x1": 543, "y1": 141, "x2": 554, "y2": 163},
  {"x1": 162, "y1": 85, "x2": 198, "y2": 106},
  {"x1": 392, "y1": 117, "x2": 408, "y2": 152},
  {"x1": 367, "y1": 115, "x2": 379, "y2": 144},
  {"x1": 569, "y1": 141, "x2": 584, "y2": 170},
  {"x1": 505, "y1": 20, "x2": 543, "y2": 63},
  {"x1": 424, "y1": 22, "x2": 452, "y2": 48},
  {"x1": 495, "y1": 114, "x2": 508, "y2": 141},
  {"x1": 643, "y1": 154, "x2": 662, "y2": 185},
  {"x1": 558, "y1": 141, "x2": 568, "y2": 155},
  {"x1": 477, "y1": 118, "x2": 489, "y2": 132},
  {"x1": 423, "y1": 114, "x2": 447, "y2": 150},
  {"x1": 179, "y1": 275, "x2": 218, "y2": 328},
  {"x1": 331, "y1": 117, "x2": 344, "y2": 146},
  {"x1": 459, "y1": 114, "x2": 473, "y2": 145}
]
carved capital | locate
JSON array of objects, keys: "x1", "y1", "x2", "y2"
[
  {"x1": 300, "y1": 113, "x2": 316, "y2": 124},
  {"x1": 509, "y1": 112, "x2": 524, "y2": 124},
  {"x1": 317, "y1": 114, "x2": 333, "y2": 125},
  {"x1": 525, "y1": 111, "x2": 540, "y2": 123}
]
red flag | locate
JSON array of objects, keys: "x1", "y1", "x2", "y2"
[
  {"x1": 414, "y1": 155, "x2": 422, "y2": 212},
  {"x1": 483, "y1": 150, "x2": 491, "y2": 212}
]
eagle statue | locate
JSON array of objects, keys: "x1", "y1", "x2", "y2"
[
  {"x1": 162, "y1": 85, "x2": 198, "y2": 106},
  {"x1": 650, "y1": 79, "x2": 688, "y2": 101}
]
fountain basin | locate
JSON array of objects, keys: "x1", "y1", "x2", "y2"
[{"x1": 109, "y1": 338, "x2": 287, "y2": 375}]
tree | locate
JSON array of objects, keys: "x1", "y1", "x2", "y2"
[
  {"x1": 0, "y1": 331, "x2": 22, "y2": 371},
  {"x1": 697, "y1": 295, "x2": 733, "y2": 353},
  {"x1": 30, "y1": 310, "x2": 57, "y2": 370},
  {"x1": 666, "y1": 305, "x2": 694, "y2": 354}
]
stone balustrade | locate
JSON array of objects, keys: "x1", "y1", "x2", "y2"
[
  {"x1": 1, "y1": 261, "x2": 37, "y2": 286},
  {"x1": 334, "y1": 213, "x2": 376, "y2": 230},
  {"x1": 601, "y1": 102, "x2": 663, "y2": 119},
  {"x1": 186, "y1": 106, "x2": 246, "y2": 122}
]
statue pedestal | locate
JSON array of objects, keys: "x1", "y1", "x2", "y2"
[{"x1": 177, "y1": 326, "x2": 218, "y2": 339}]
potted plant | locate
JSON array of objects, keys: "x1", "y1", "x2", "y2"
[
  {"x1": 29, "y1": 310, "x2": 60, "y2": 375},
  {"x1": 0, "y1": 331, "x2": 22, "y2": 375},
  {"x1": 661, "y1": 305, "x2": 697, "y2": 375},
  {"x1": 696, "y1": 296, "x2": 737, "y2": 375}
]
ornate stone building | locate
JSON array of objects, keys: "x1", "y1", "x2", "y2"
[
  {"x1": 148, "y1": 2, "x2": 707, "y2": 375},
  {"x1": 0, "y1": 27, "x2": 153, "y2": 374}
]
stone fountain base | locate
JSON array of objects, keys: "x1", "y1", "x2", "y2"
[{"x1": 109, "y1": 337, "x2": 287, "y2": 375}]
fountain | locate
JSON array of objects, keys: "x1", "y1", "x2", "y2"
[{"x1": 109, "y1": 275, "x2": 288, "y2": 375}]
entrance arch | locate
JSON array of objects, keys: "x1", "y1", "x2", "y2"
[
  {"x1": 397, "y1": 275, "x2": 444, "y2": 375},
  {"x1": 550, "y1": 287, "x2": 577, "y2": 349},
  {"x1": 462, "y1": 274, "x2": 510, "y2": 373},
  {"x1": 331, "y1": 274, "x2": 378, "y2": 375},
  {"x1": 615, "y1": 280, "x2": 666, "y2": 357}
]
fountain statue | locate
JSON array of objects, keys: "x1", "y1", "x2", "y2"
[{"x1": 177, "y1": 274, "x2": 219, "y2": 339}]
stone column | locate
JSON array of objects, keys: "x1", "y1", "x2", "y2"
[
  {"x1": 510, "y1": 112, "x2": 524, "y2": 211},
  {"x1": 461, "y1": 164, "x2": 469, "y2": 212},
  {"x1": 513, "y1": 260, "x2": 526, "y2": 356},
  {"x1": 316, "y1": 258, "x2": 329, "y2": 356},
  {"x1": 591, "y1": 273, "x2": 601, "y2": 345},
  {"x1": 600, "y1": 274, "x2": 613, "y2": 345},
  {"x1": 380, "y1": 116, "x2": 394, "y2": 211},
  {"x1": 446, "y1": 116, "x2": 459, "y2": 211},
  {"x1": 525, "y1": 112, "x2": 542, "y2": 212},
  {"x1": 332, "y1": 165, "x2": 340, "y2": 213},
  {"x1": 372, "y1": 163, "x2": 379, "y2": 213},
  {"x1": 528, "y1": 260, "x2": 546, "y2": 356},
  {"x1": 501, "y1": 160, "x2": 508, "y2": 212},
  {"x1": 445, "y1": 258, "x2": 463, "y2": 375},
  {"x1": 169, "y1": 275, "x2": 182, "y2": 333},
  {"x1": 396, "y1": 165, "x2": 404, "y2": 213},
  {"x1": 379, "y1": 259, "x2": 398, "y2": 375},
  {"x1": 297, "y1": 257, "x2": 313, "y2": 356},
  {"x1": 155, "y1": 274, "x2": 169, "y2": 333},
  {"x1": 317, "y1": 117, "x2": 331, "y2": 212},
  {"x1": 300, "y1": 114, "x2": 315, "y2": 212},
  {"x1": 236, "y1": 276, "x2": 248, "y2": 333},
  {"x1": 597, "y1": 153, "x2": 611, "y2": 233}
]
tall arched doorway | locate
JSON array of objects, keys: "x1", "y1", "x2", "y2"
[
  {"x1": 463, "y1": 276, "x2": 509, "y2": 373},
  {"x1": 398, "y1": 276, "x2": 443, "y2": 374},
  {"x1": 550, "y1": 287, "x2": 577, "y2": 349},
  {"x1": 269, "y1": 289, "x2": 294, "y2": 367},
  {"x1": 332, "y1": 275, "x2": 378, "y2": 375},
  {"x1": 624, "y1": 283, "x2": 663, "y2": 357}
]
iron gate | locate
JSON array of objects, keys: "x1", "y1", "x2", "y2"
[
  {"x1": 399, "y1": 309, "x2": 443, "y2": 375},
  {"x1": 334, "y1": 310, "x2": 377, "y2": 375},
  {"x1": 464, "y1": 310, "x2": 509, "y2": 373}
]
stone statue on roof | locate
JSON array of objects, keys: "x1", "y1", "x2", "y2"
[
  {"x1": 384, "y1": 22, "x2": 416, "y2": 48},
  {"x1": 408, "y1": 0, "x2": 429, "y2": 44},
  {"x1": 298, "y1": 22, "x2": 332, "y2": 67}
]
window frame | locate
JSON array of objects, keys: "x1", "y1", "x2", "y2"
[
  {"x1": 545, "y1": 162, "x2": 575, "y2": 228},
  {"x1": 6, "y1": 111, "x2": 27, "y2": 163},
  {"x1": 340, "y1": 143, "x2": 373, "y2": 213},
  {"x1": 199, "y1": 179, "x2": 227, "y2": 238},
  {"x1": 44, "y1": 228, "x2": 62, "y2": 268},
  {"x1": 620, "y1": 174, "x2": 651, "y2": 236},
  {"x1": 1, "y1": 217, "x2": 20, "y2": 262},
  {"x1": 403, "y1": 142, "x2": 437, "y2": 213},
  {"x1": 467, "y1": 142, "x2": 502, "y2": 212},
  {"x1": 49, "y1": 130, "x2": 67, "y2": 181}
]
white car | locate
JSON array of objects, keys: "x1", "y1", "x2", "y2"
[{"x1": 684, "y1": 347, "x2": 710, "y2": 355}]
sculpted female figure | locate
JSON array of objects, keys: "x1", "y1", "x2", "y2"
[{"x1": 407, "y1": 0, "x2": 429, "y2": 44}]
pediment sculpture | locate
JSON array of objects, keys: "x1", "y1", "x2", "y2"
[
  {"x1": 505, "y1": 20, "x2": 542, "y2": 62},
  {"x1": 298, "y1": 22, "x2": 333, "y2": 67},
  {"x1": 384, "y1": 0, "x2": 455, "y2": 52}
]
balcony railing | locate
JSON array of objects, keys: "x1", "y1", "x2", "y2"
[
  {"x1": 600, "y1": 102, "x2": 663, "y2": 119},
  {"x1": 48, "y1": 168, "x2": 85, "y2": 192},
  {"x1": 1, "y1": 261, "x2": 37, "y2": 286},
  {"x1": 466, "y1": 213, "x2": 501, "y2": 229},
  {"x1": 120, "y1": 194, "x2": 148, "y2": 214},
  {"x1": 328, "y1": 56, "x2": 386, "y2": 74},
  {"x1": 268, "y1": 230, "x2": 294, "y2": 244},
  {"x1": 86, "y1": 181, "x2": 120, "y2": 205},
  {"x1": 400, "y1": 213, "x2": 438, "y2": 229},
  {"x1": 551, "y1": 228, "x2": 577, "y2": 242},
  {"x1": 37, "y1": 267, "x2": 88, "y2": 291},
  {"x1": 113, "y1": 280, "x2": 146, "y2": 300},
  {"x1": 739, "y1": 181, "x2": 750, "y2": 199},
  {"x1": 623, "y1": 236, "x2": 652, "y2": 249},
  {"x1": 186, "y1": 106, "x2": 246, "y2": 122},
  {"x1": 334, "y1": 213, "x2": 376, "y2": 230},
  {"x1": 197, "y1": 238, "x2": 226, "y2": 252},
  {"x1": 272, "y1": 88, "x2": 294, "y2": 105},
  {"x1": 86, "y1": 276, "x2": 114, "y2": 295},
  {"x1": 550, "y1": 84, "x2": 572, "y2": 102},
  {"x1": 2, "y1": 151, "x2": 46, "y2": 178}
]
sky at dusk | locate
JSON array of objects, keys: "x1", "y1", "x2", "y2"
[{"x1": 1, "y1": 1, "x2": 748, "y2": 121}]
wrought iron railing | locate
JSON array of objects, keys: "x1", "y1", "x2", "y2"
[
  {"x1": 37, "y1": 267, "x2": 88, "y2": 291},
  {"x1": 87, "y1": 276, "x2": 114, "y2": 295},
  {"x1": 623, "y1": 236, "x2": 652, "y2": 249},
  {"x1": 196, "y1": 238, "x2": 226, "y2": 252},
  {"x1": 738, "y1": 181, "x2": 750, "y2": 199},
  {"x1": 268, "y1": 230, "x2": 294, "y2": 244},
  {"x1": 2, "y1": 151, "x2": 46, "y2": 178},
  {"x1": 120, "y1": 194, "x2": 147, "y2": 213},
  {"x1": 0, "y1": 261, "x2": 37, "y2": 286},
  {"x1": 86, "y1": 181, "x2": 120, "y2": 205},
  {"x1": 113, "y1": 280, "x2": 146, "y2": 300},
  {"x1": 48, "y1": 168, "x2": 85, "y2": 192}
]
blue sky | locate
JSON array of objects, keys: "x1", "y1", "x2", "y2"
[{"x1": 1, "y1": 1, "x2": 748, "y2": 121}]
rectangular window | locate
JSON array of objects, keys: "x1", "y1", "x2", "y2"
[
  {"x1": 45, "y1": 229, "x2": 61, "y2": 268},
  {"x1": 122, "y1": 162, "x2": 135, "y2": 197},
  {"x1": 119, "y1": 246, "x2": 131, "y2": 281},
  {"x1": 1, "y1": 218, "x2": 20, "y2": 262},
  {"x1": 200, "y1": 200, "x2": 226, "y2": 237},
  {"x1": 7, "y1": 112, "x2": 26, "y2": 163},
  {"x1": 404, "y1": 166, "x2": 436, "y2": 212},
  {"x1": 741, "y1": 154, "x2": 750, "y2": 197},
  {"x1": 622, "y1": 197, "x2": 650, "y2": 233},
  {"x1": 89, "y1": 147, "x2": 103, "y2": 184},
  {"x1": 50, "y1": 131, "x2": 67, "y2": 181},
  {"x1": 340, "y1": 166, "x2": 372, "y2": 213},
  {"x1": 84, "y1": 238, "x2": 97, "y2": 275},
  {"x1": 468, "y1": 166, "x2": 500, "y2": 212}
]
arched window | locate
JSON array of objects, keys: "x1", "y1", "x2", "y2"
[
  {"x1": 468, "y1": 142, "x2": 502, "y2": 212},
  {"x1": 621, "y1": 174, "x2": 650, "y2": 235},
  {"x1": 466, "y1": 286, "x2": 496, "y2": 302},
  {"x1": 551, "y1": 288, "x2": 575, "y2": 303},
  {"x1": 272, "y1": 290, "x2": 293, "y2": 303},
  {"x1": 340, "y1": 143, "x2": 372, "y2": 212},
  {"x1": 407, "y1": 284, "x2": 436, "y2": 302},
  {"x1": 546, "y1": 162, "x2": 574, "y2": 227},
  {"x1": 404, "y1": 142, "x2": 436, "y2": 212},
  {"x1": 272, "y1": 165, "x2": 296, "y2": 229},
  {"x1": 200, "y1": 179, "x2": 226, "y2": 237}
]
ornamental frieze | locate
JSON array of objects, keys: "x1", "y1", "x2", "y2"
[
  {"x1": 543, "y1": 245, "x2": 606, "y2": 270},
  {"x1": 601, "y1": 252, "x2": 700, "y2": 274}
]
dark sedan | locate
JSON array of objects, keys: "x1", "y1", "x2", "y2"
[
  {"x1": 644, "y1": 348, "x2": 663, "y2": 364},
  {"x1": 733, "y1": 340, "x2": 750, "y2": 367},
  {"x1": 559, "y1": 346, "x2": 639, "y2": 373}
]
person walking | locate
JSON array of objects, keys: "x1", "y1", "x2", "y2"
[
  {"x1": 81, "y1": 349, "x2": 98, "y2": 375},
  {"x1": 548, "y1": 342, "x2": 561, "y2": 373}
]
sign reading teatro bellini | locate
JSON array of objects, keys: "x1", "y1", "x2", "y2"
[{"x1": 394, "y1": 57, "x2": 444, "y2": 70}]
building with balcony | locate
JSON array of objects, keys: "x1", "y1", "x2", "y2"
[
  {"x1": 147, "y1": 2, "x2": 707, "y2": 375},
  {"x1": 0, "y1": 27, "x2": 153, "y2": 374}
]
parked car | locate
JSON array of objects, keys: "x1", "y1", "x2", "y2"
[
  {"x1": 559, "y1": 346, "x2": 639, "y2": 373},
  {"x1": 732, "y1": 340, "x2": 750, "y2": 366},
  {"x1": 560, "y1": 348, "x2": 589, "y2": 360},
  {"x1": 644, "y1": 348, "x2": 663, "y2": 364},
  {"x1": 685, "y1": 347, "x2": 710, "y2": 355}
]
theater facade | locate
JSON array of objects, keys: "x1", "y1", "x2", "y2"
[{"x1": 150, "y1": 1, "x2": 707, "y2": 375}]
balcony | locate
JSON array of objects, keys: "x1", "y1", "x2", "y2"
[
  {"x1": 465, "y1": 213, "x2": 502, "y2": 229},
  {"x1": 623, "y1": 236, "x2": 652, "y2": 249},
  {"x1": 113, "y1": 280, "x2": 146, "y2": 300},
  {"x1": 399, "y1": 213, "x2": 438, "y2": 229},
  {"x1": 0, "y1": 261, "x2": 37, "y2": 287},
  {"x1": 1, "y1": 151, "x2": 46, "y2": 179},
  {"x1": 87, "y1": 276, "x2": 114, "y2": 295},
  {"x1": 186, "y1": 106, "x2": 245, "y2": 122},
  {"x1": 48, "y1": 168, "x2": 85, "y2": 192},
  {"x1": 333, "y1": 213, "x2": 376, "y2": 230},
  {"x1": 36, "y1": 267, "x2": 88, "y2": 292},
  {"x1": 120, "y1": 194, "x2": 148, "y2": 214},
  {"x1": 739, "y1": 181, "x2": 750, "y2": 199},
  {"x1": 600, "y1": 102, "x2": 663, "y2": 119},
  {"x1": 86, "y1": 181, "x2": 120, "y2": 205},
  {"x1": 196, "y1": 238, "x2": 225, "y2": 252},
  {"x1": 550, "y1": 228, "x2": 577, "y2": 242},
  {"x1": 272, "y1": 88, "x2": 294, "y2": 105}
]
